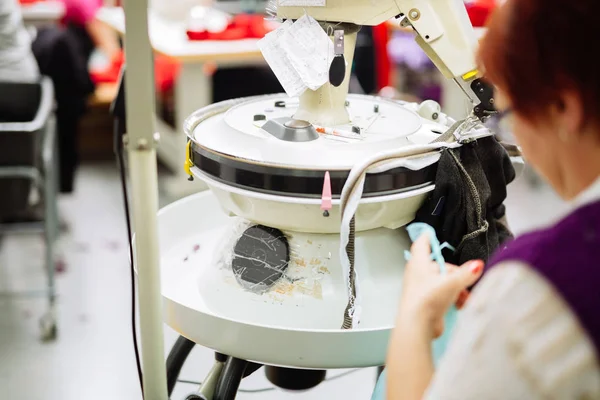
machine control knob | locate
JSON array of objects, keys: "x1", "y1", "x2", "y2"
[
  {"x1": 418, "y1": 100, "x2": 442, "y2": 122},
  {"x1": 263, "y1": 117, "x2": 319, "y2": 142},
  {"x1": 284, "y1": 119, "x2": 311, "y2": 129}
]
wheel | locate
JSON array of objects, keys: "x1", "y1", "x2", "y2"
[{"x1": 40, "y1": 313, "x2": 57, "y2": 342}]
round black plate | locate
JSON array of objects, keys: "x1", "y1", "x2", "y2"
[{"x1": 232, "y1": 225, "x2": 290, "y2": 293}]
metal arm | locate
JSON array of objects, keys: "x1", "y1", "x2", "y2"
[
  {"x1": 394, "y1": 0, "x2": 496, "y2": 119},
  {"x1": 276, "y1": 0, "x2": 496, "y2": 120}
]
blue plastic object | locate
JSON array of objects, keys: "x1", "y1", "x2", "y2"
[{"x1": 371, "y1": 223, "x2": 457, "y2": 400}]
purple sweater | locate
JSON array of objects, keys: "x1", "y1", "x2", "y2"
[{"x1": 486, "y1": 200, "x2": 600, "y2": 357}]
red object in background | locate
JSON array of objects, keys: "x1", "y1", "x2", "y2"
[
  {"x1": 89, "y1": 51, "x2": 124, "y2": 84},
  {"x1": 465, "y1": 0, "x2": 497, "y2": 27},
  {"x1": 91, "y1": 13, "x2": 272, "y2": 92},
  {"x1": 373, "y1": 23, "x2": 391, "y2": 91},
  {"x1": 18, "y1": 0, "x2": 40, "y2": 4},
  {"x1": 187, "y1": 14, "x2": 272, "y2": 41},
  {"x1": 90, "y1": 50, "x2": 180, "y2": 94},
  {"x1": 154, "y1": 55, "x2": 181, "y2": 93}
]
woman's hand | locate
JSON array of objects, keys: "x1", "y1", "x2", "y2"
[{"x1": 398, "y1": 233, "x2": 484, "y2": 340}]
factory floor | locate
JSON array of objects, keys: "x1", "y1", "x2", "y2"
[{"x1": 0, "y1": 161, "x2": 567, "y2": 399}]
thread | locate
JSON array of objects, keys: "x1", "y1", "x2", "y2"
[{"x1": 341, "y1": 216, "x2": 357, "y2": 330}]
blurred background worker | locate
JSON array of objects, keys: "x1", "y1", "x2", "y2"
[
  {"x1": 31, "y1": 0, "x2": 120, "y2": 195},
  {"x1": 60, "y1": 0, "x2": 120, "y2": 61}
]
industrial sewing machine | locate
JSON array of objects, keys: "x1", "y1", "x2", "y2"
[{"x1": 120, "y1": 1, "x2": 503, "y2": 399}]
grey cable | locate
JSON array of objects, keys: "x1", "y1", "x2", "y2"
[
  {"x1": 341, "y1": 216, "x2": 357, "y2": 330},
  {"x1": 338, "y1": 117, "x2": 467, "y2": 330},
  {"x1": 177, "y1": 369, "x2": 361, "y2": 393}
]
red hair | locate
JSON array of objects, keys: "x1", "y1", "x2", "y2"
[{"x1": 478, "y1": 0, "x2": 600, "y2": 122}]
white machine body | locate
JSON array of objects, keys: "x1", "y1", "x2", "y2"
[
  {"x1": 186, "y1": 94, "x2": 448, "y2": 234},
  {"x1": 176, "y1": 90, "x2": 458, "y2": 367},
  {"x1": 195, "y1": 170, "x2": 434, "y2": 233},
  {"x1": 121, "y1": 0, "x2": 501, "y2": 397}
]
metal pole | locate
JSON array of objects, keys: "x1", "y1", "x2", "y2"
[{"x1": 122, "y1": 1, "x2": 168, "y2": 399}]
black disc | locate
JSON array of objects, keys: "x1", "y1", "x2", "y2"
[
  {"x1": 232, "y1": 225, "x2": 289, "y2": 293},
  {"x1": 191, "y1": 143, "x2": 437, "y2": 199},
  {"x1": 265, "y1": 366, "x2": 326, "y2": 391}
]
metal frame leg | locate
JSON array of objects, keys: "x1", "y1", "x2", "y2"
[
  {"x1": 0, "y1": 78, "x2": 58, "y2": 341},
  {"x1": 40, "y1": 115, "x2": 58, "y2": 341}
]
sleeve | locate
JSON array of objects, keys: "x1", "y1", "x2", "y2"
[{"x1": 425, "y1": 263, "x2": 600, "y2": 400}]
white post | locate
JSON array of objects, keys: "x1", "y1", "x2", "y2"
[{"x1": 122, "y1": 0, "x2": 168, "y2": 399}]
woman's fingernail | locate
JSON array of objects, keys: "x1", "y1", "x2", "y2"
[
  {"x1": 470, "y1": 261, "x2": 483, "y2": 274},
  {"x1": 456, "y1": 291, "x2": 470, "y2": 309}
]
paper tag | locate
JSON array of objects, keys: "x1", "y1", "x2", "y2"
[
  {"x1": 280, "y1": 14, "x2": 334, "y2": 91},
  {"x1": 278, "y1": 0, "x2": 326, "y2": 6},
  {"x1": 257, "y1": 20, "x2": 308, "y2": 97}
]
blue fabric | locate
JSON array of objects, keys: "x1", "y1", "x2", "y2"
[{"x1": 371, "y1": 223, "x2": 458, "y2": 400}]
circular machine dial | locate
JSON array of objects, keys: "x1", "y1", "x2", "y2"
[{"x1": 186, "y1": 94, "x2": 447, "y2": 198}]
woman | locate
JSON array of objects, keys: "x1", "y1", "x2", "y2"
[{"x1": 386, "y1": 0, "x2": 600, "y2": 398}]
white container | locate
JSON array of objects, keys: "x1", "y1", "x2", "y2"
[
  {"x1": 194, "y1": 168, "x2": 434, "y2": 233},
  {"x1": 155, "y1": 192, "x2": 410, "y2": 368}
]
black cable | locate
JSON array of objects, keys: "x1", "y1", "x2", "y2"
[
  {"x1": 214, "y1": 357, "x2": 248, "y2": 400},
  {"x1": 115, "y1": 118, "x2": 144, "y2": 397},
  {"x1": 177, "y1": 369, "x2": 361, "y2": 393},
  {"x1": 243, "y1": 362, "x2": 263, "y2": 378},
  {"x1": 167, "y1": 336, "x2": 196, "y2": 396},
  {"x1": 167, "y1": 341, "x2": 263, "y2": 397},
  {"x1": 178, "y1": 380, "x2": 274, "y2": 394}
]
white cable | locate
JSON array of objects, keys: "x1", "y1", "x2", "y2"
[
  {"x1": 338, "y1": 126, "x2": 493, "y2": 328},
  {"x1": 339, "y1": 143, "x2": 455, "y2": 327}
]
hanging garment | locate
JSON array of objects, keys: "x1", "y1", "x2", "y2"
[{"x1": 413, "y1": 135, "x2": 516, "y2": 266}]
